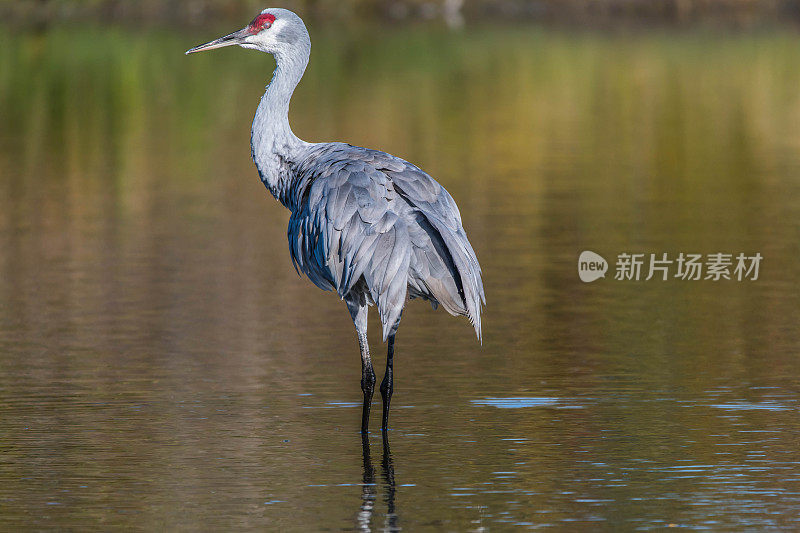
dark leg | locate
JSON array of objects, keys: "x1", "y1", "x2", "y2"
[
  {"x1": 359, "y1": 331, "x2": 376, "y2": 434},
  {"x1": 358, "y1": 433, "x2": 376, "y2": 530},
  {"x1": 380, "y1": 334, "x2": 395, "y2": 432},
  {"x1": 347, "y1": 297, "x2": 374, "y2": 434},
  {"x1": 381, "y1": 431, "x2": 397, "y2": 528}
]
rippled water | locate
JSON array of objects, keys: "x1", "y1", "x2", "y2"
[{"x1": 1, "y1": 22, "x2": 800, "y2": 530}]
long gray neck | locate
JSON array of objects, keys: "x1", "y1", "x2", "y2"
[{"x1": 251, "y1": 45, "x2": 310, "y2": 205}]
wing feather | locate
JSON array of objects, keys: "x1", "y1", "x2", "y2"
[{"x1": 287, "y1": 143, "x2": 484, "y2": 341}]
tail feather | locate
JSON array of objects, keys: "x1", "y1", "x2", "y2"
[{"x1": 411, "y1": 214, "x2": 484, "y2": 342}]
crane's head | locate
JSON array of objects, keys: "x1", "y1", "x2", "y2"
[{"x1": 185, "y1": 8, "x2": 309, "y2": 57}]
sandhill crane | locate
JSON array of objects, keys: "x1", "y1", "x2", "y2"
[{"x1": 187, "y1": 8, "x2": 484, "y2": 433}]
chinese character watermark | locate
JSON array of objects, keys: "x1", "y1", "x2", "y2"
[{"x1": 579, "y1": 251, "x2": 761, "y2": 282}]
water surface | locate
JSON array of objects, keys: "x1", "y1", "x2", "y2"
[{"x1": 1, "y1": 23, "x2": 800, "y2": 530}]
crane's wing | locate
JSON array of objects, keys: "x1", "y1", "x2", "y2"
[
  {"x1": 287, "y1": 143, "x2": 485, "y2": 340},
  {"x1": 374, "y1": 152, "x2": 485, "y2": 336}
]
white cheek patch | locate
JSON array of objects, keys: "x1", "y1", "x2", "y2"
[
  {"x1": 268, "y1": 18, "x2": 289, "y2": 39},
  {"x1": 270, "y1": 18, "x2": 289, "y2": 32}
]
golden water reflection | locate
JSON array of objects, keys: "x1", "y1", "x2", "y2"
[{"x1": 1, "y1": 23, "x2": 799, "y2": 529}]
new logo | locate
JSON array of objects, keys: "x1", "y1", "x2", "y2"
[{"x1": 578, "y1": 251, "x2": 608, "y2": 282}]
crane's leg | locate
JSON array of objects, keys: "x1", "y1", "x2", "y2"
[
  {"x1": 359, "y1": 331, "x2": 376, "y2": 434},
  {"x1": 347, "y1": 297, "x2": 374, "y2": 434},
  {"x1": 380, "y1": 333, "x2": 396, "y2": 432}
]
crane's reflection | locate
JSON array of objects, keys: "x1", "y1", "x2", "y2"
[{"x1": 358, "y1": 432, "x2": 398, "y2": 531}]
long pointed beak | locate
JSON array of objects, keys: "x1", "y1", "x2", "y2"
[{"x1": 185, "y1": 27, "x2": 250, "y2": 55}]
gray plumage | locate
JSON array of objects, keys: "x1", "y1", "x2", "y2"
[
  {"x1": 285, "y1": 142, "x2": 484, "y2": 341},
  {"x1": 187, "y1": 8, "x2": 485, "y2": 432}
]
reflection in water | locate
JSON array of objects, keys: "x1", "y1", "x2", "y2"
[
  {"x1": 358, "y1": 434, "x2": 376, "y2": 531},
  {"x1": 472, "y1": 397, "x2": 561, "y2": 408},
  {"x1": 359, "y1": 433, "x2": 398, "y2": 532},
  {"x1": 381, "y1": 435, "x2": 398, "y2": 531},
  {"x1": 1, "y1": 22, "x2": 800, "y2": 531}
]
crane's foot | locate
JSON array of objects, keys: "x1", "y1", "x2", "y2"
[
  {"x1": 380, "y1": 333, "x2": 396, "y2": 431},
  {"x1": 361, "y1": 407, "x2": 371, "y2": 434},
  {"x1": 361, "y1": 368, "x2": 376, "y2": 434},
  {"x1": 380, "y1": 368, "x2": 393, "y2": 431}
]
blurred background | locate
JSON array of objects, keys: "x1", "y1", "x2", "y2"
[
  {"x1": 1, "y1": 0, "x2": 800, "y2": 530},
  {"x1": 6, "y1": 0, "x2": 800, "y2": 27}
]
